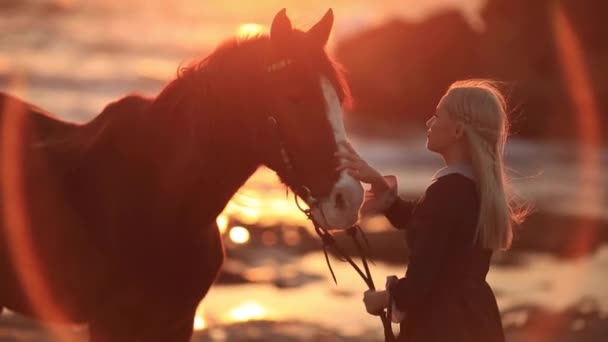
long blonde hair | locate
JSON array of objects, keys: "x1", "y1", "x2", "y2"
[{"x1": 441, "y1": 79, "x2": 528, "y2": 250}]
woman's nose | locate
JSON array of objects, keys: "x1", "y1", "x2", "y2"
[{"x1": 425, "y1": 117, "x2": 433, "y2": 128}]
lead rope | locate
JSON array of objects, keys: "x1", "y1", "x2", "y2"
[
  {"x1": 266, "y1": 116, "x2": 395, "y2": 341},
  {"x1": 294, "y1": 193, "x2": 395, "y2": 342}
]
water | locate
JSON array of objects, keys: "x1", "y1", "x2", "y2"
[
  {"x1": 3, "y1": 248, "x2": 607, "y2": 340},
  {"x1": 201, "y1": 248, "x2": 608, "y2": 338}
]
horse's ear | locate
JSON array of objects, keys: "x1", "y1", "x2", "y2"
[
  {"x1": 270, "y1": 8, "x2": 292, "y2": 45},
  {"x1": 307, "y1": 9, "x2": 333, "y2": 47}
]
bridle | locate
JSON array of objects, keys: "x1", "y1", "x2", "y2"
[{"x1": 265, "y1": 78, "x2": 395, "y2": 340}]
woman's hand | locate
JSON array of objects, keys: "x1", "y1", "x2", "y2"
[
  {"x1": 335, "y1": 142, "x2": 388, "y2": 192},
  {"x1": 363, "y1": 290, "x2": 389, "y2": 316}
]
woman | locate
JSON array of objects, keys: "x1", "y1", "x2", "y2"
[{"x1": 337, "y1": 80, "x2": 528, "y2": 341}]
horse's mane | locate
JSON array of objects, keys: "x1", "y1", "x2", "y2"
[
  {"x1": 160, "y1": 34, "x2": 352, "y2": 116},
  {"x1": 74, "y1": 33, "x2": 352, "y2": 163}
]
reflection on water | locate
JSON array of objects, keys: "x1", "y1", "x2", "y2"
[
  {"x1": 227, "y1": 301, "x2": 268, "y2": 322},
  {"x1": 218, "y1": 167, "x2": 313, "y2": 228},
  {"x1": 193, "y1": 314, "x2": 206, "y2": 331},
  {"x1": 199, "y1": 248, "x2": 608, "y2": 338},
  {"x1": 228, "y1": 226, "x2": 250, "y2": 245}
]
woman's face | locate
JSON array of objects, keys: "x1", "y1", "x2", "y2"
[{"x1": 425, "y1": 95, "x2": 462, "y2": 154}]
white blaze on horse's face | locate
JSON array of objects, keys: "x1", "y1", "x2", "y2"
[{"x1": 308, "y1": 77, "x2": 364, "y2": 230}]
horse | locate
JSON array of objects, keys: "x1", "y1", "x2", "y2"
[{"x1": 0, "y1": 8, "x2": 364, "y2": 341}]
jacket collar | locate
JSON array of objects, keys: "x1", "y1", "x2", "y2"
[{"x1": 431, "y1": 163, "x2": 476, "y2": 182}]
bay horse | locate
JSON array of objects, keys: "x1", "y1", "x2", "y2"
[{"x1": 0, "y1": 9, "x2": 364, "y2": 341}]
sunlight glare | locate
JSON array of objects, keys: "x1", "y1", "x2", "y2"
[
  {"x1": 2, "y1": 72, "x2": 71, "y2": 340},
  {"x1": 237, "y1": 23, "x2": 265, "y2": 39},
  {"x1": 229, "y1": 226, "x2": 250, "y2": 244},
  {"x1": 193, "y1": 315, "x2": 206, "y2": 331},
  {"x1": 228, "y1": 301, "x2": 267, "y2": 322}
]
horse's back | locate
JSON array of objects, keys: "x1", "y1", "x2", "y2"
[
  {"x1": 0, "y1": 92, "x2": 156, "y2": 323},
  {"x1": 0, "y1": 92, "x2": 119, "y2": 322},
  {"x1": 0, "y1": 91, "x2": 79, "y2": 245},
  {"x1": 0, "y1": 91, "x2": 221, "y2": 327},
  {"x1": 0, "y1": 92, "x2": 80, "y2": 139},
  {"x1": 0, "y1": 92, "x2": 95, "y2": 322}
]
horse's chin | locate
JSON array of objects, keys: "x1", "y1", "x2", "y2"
[{"x1": 309, "y1": 201, "x2": 360, "y2": 231}]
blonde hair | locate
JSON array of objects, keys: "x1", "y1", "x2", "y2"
[{"x1": 441, "y1": 79, "x2": 528, "y2": 250}]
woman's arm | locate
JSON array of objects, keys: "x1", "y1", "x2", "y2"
[
  {"x1": 334, "y1": 141, "x2": 416, "y2": 229},
  {"x1": 359, "y1": 175, "x2": 416, "y2": 230},
  {"x1": 383, "y1": 195, "x2": 416, "y2": 230}
]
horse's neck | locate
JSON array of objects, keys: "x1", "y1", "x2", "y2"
[
  {"x1": 189, "y1": 147, "x2": 260, "y2": 224},
  {"x1": 88, "y1": 87, "x2": 262, "y2": 227},
  {"x1": 152, "y1": 83, "x2": 262, "y2": 222}
]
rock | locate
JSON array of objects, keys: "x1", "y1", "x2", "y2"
[
  {"x1": 336, "y1": 11, "x2": 480, "y2": 126},
  {"x1": 335, "y1": 0, "x2": 608, "y2": 143},
  {"x1": 503, "y1": 300, "x2": 608, "y2": 342}
]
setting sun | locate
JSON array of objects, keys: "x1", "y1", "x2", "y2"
[{"x1": 237, "y1": 23, "x2": 265, "y2": 38}]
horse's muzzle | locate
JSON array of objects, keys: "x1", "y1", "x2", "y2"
[{"x1": 309, "y1": 171, "x2": 364, "y2": 230}]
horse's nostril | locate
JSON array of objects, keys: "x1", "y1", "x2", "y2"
[{"x1": 335, "y1": 193, "x2": 345, "y2": 209}]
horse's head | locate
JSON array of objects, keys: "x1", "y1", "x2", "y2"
[{"x1": 259, "y1": 9, "x2": 364, "y2": 230}]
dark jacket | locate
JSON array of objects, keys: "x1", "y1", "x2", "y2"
[{"x1": 385, "y1": 173, "x2": 505, "y2": 342}]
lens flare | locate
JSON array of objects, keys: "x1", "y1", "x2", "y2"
[
  {"x1": 1, "y1": 73, "x2": 69, "y2": 339},
  {"x1": 525, "y1": 4, "x2": 603, "y2": 342},
  {"x1": 553, "y1": 4, "x2": 601, "y2": 257}
]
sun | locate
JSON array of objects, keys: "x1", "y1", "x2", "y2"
[{"x1": 237, "y1": 23, "x2": 265, "y2": 38}]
